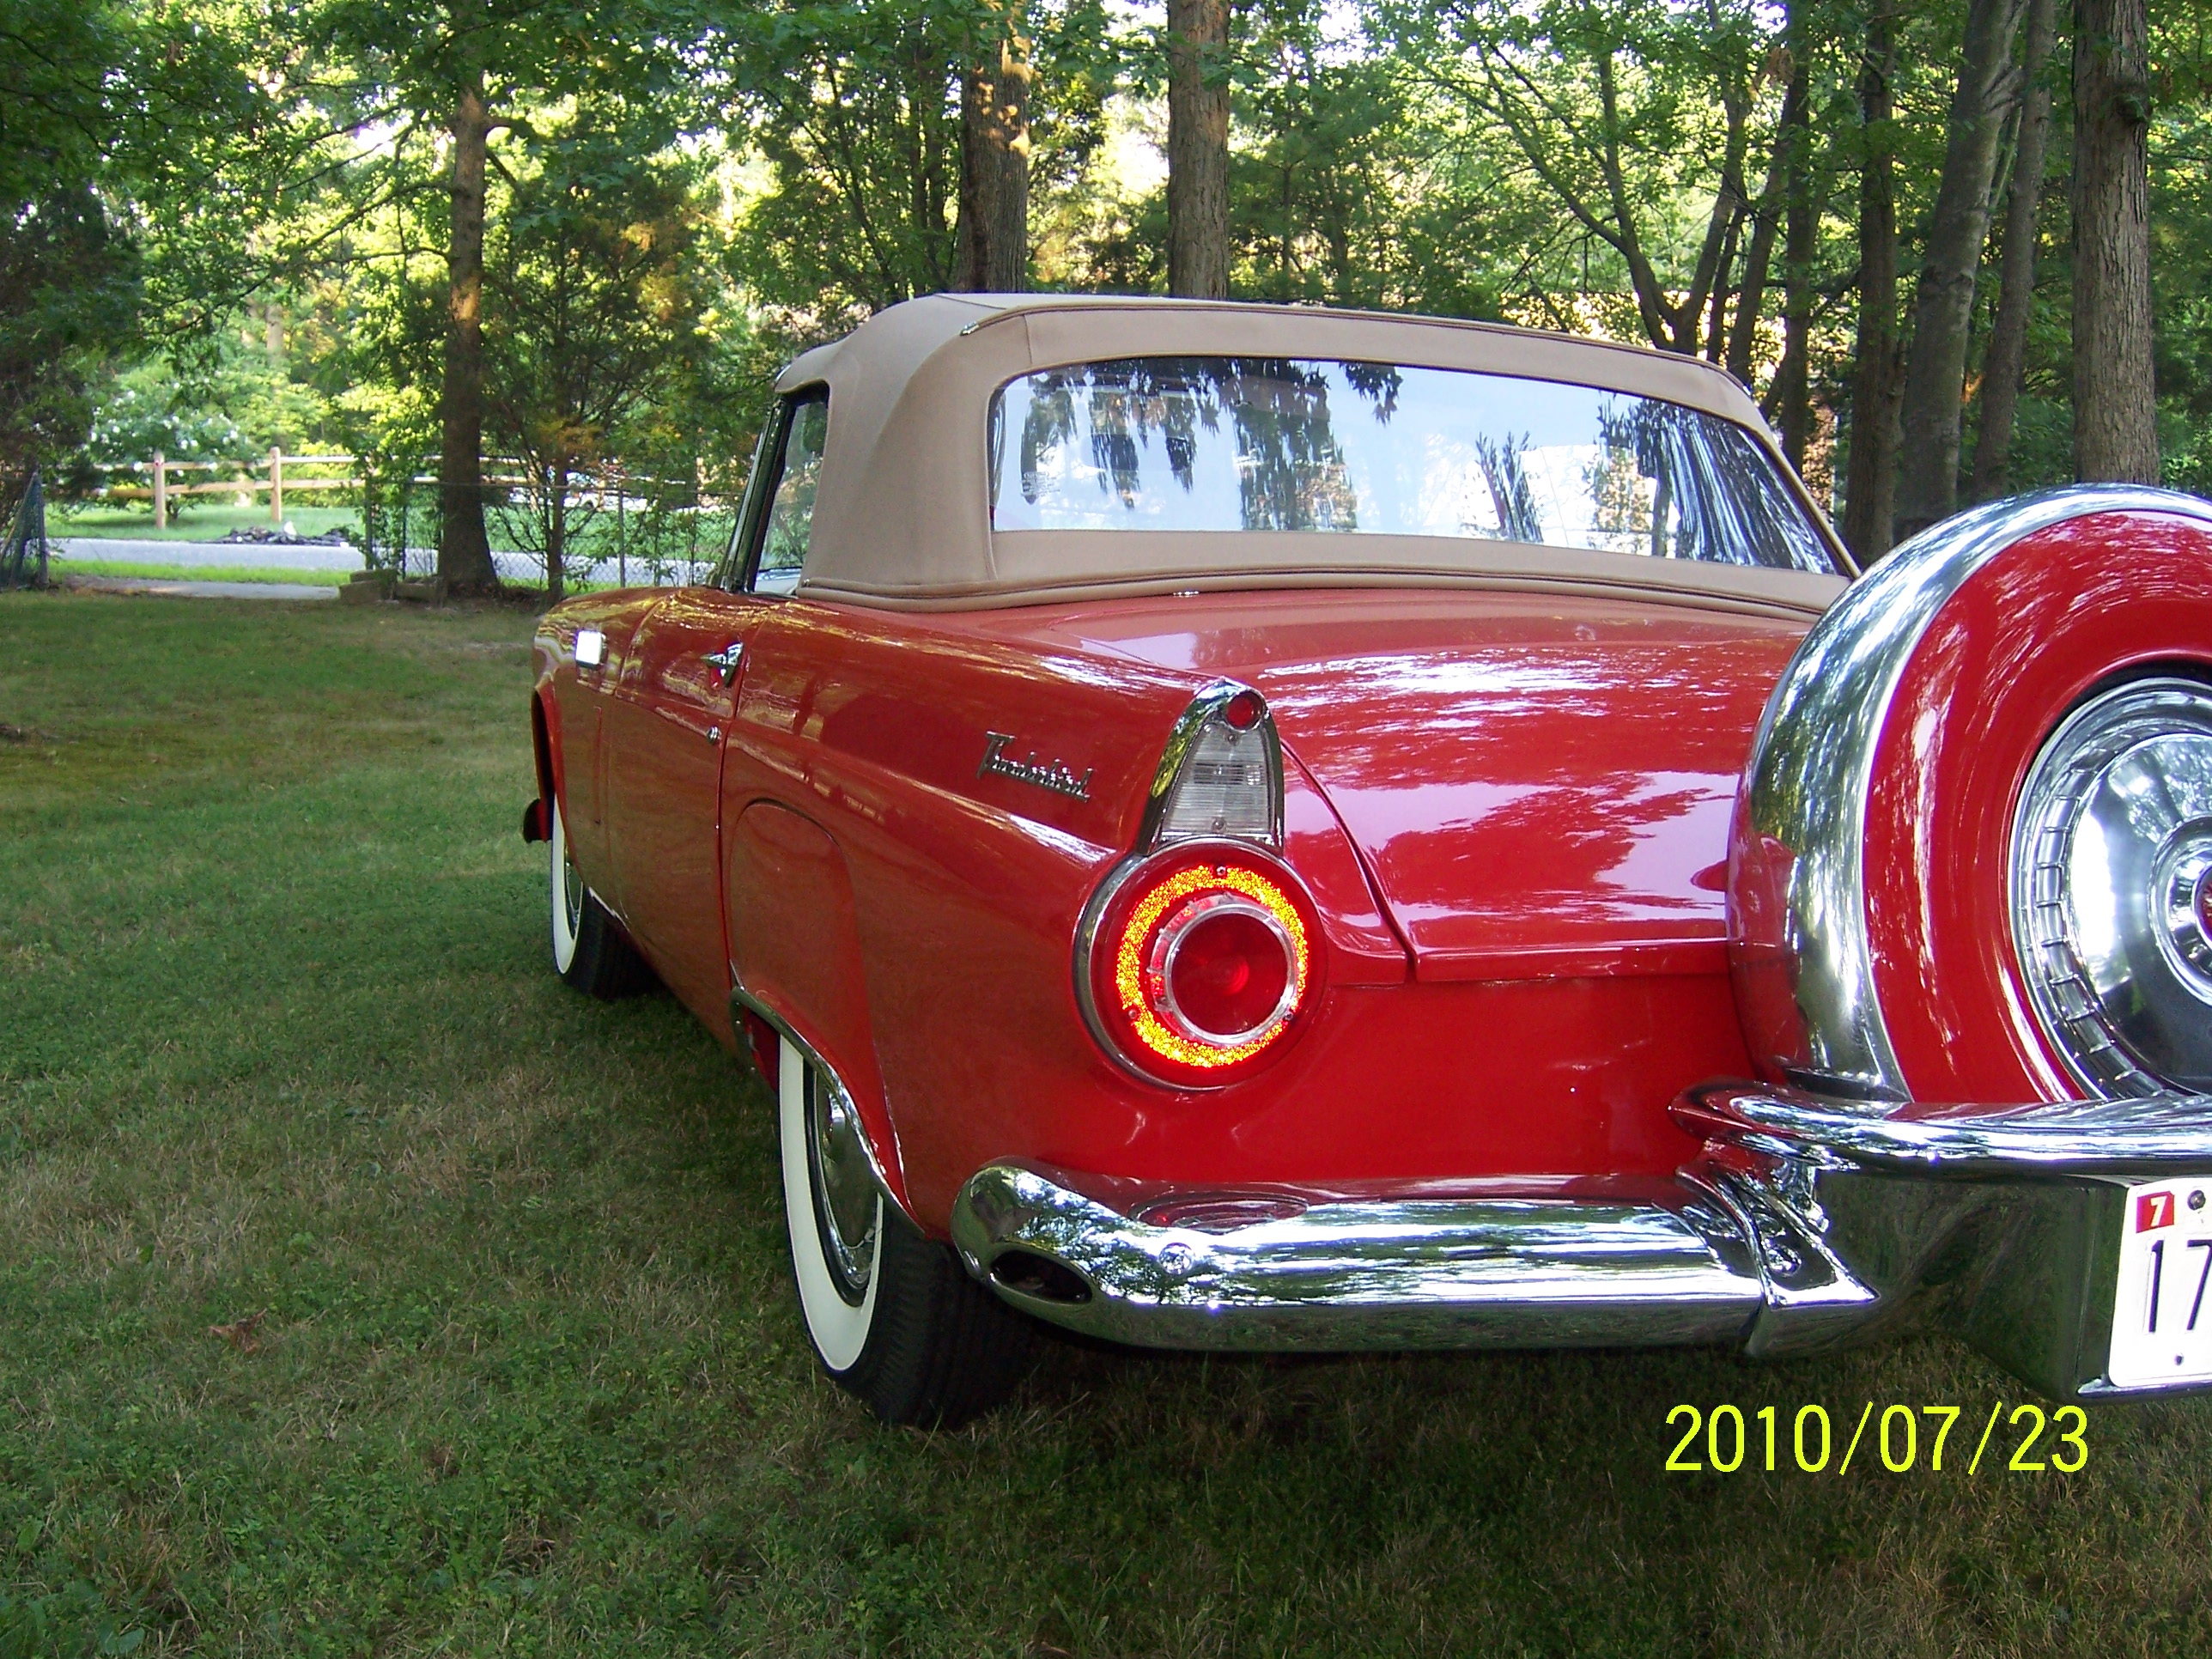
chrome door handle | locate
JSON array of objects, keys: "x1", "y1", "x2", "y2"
[{"x1": 703, "y1": 641, "x2": 744, "y2": 685}]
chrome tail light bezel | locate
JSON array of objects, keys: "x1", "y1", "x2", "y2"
[
  {"x1": 1074, "y1": 839, "x2": 1323, "y2": 1089},
  {"x1": 1077, "y1": 681, "x2": 1317, "y2": 1088},
  {"x1": 1139, "y1": 678, "x2": 1285, "y2": 851}
]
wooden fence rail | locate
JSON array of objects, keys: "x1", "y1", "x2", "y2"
[{"x1": 104, "y1": 450, "x2": 362, "y2": 526}]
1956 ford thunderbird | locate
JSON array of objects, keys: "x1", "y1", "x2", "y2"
[{"x1": 526, "y1": 293, "x2": 2212, "y2": 1425}]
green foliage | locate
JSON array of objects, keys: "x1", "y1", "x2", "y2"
[
  {"x1": 1, "y1": 0, "x2": 140, "y2": 490},
  {"x1": 721, "y1": 0, "x2": 968, "y2": 324},
  {"x1": 482, "y1": 112, "x2": 724, "y2": 587},
  {"x1": 18, "y1": 0, "x2": 2212, "y2": 564}
]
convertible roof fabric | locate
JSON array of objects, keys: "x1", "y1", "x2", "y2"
[{"x1": 777, "y1": 294, "x2": 1850, "y2": 618}]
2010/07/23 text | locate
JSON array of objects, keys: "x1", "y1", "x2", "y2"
[{"x1": 1664, "y1": 1402, "x2": 2088, "y2": 1474}]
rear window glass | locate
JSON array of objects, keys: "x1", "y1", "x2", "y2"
[{"x1": 988, "y1": 356, "x2": 1835, "y2": 573}]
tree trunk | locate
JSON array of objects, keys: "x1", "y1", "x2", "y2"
[
  {"x1": 545, "y1": 458, "x2": 565, "y2": 607},
  {"x1": 1775, "y1": 52, "x2": 1816, "y2": 469},
  {"x1": 1166, "y1": 0, "x2": 1230, "y2": 299},
  {"x1": 1970, "y1": 0, "x2": 2058, "y2": 500},
  {"x1": 955, "y1": 12, "x2": 1031, "y2": 292},
  {"x1": 1843, "y1": 0, "x2": 1903, "y2": 562},
  {"x1": 2072, "y1": 0, "x2": 2159, "y2": 482},
  {"x1": 1893, "y1": 0, "x2": 2029, "y2": 541},
  {"x1": 1706, "y1": 200, "x2": 1743, "y2": 363},
  {"x1": 1727, "y1": 71, "x2": 1800, "y2": 386},
  {"x1": 440, "y1": 75, "x2": 499, "y2": 592}
]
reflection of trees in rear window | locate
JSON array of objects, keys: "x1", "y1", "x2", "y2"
[
  {"x1": 1007, "y1": 359, "x2": 1393, "y2": 533},
  {"x1": 988, "y1": 357, "x2": 1834, "y2": 573}
]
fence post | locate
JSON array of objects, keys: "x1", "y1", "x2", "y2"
[
  {"x1": 270, "y1": 447, "x2": 283, "y2": 524},
  {"x1": 152, "y1": 452, "x2": 167, "y2": 529}
]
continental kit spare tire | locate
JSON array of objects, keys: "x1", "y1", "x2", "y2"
[{"x1": 1729, "y1": 485, "x2": 2212, "y2": 1108}]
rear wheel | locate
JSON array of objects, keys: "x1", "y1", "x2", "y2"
[
  {"x1": 776, "y1": 1036, "x2": 1032, "y2": 1425},
  {"x1": 549, "y1": 796, "x2": 650, "y2": 998}
]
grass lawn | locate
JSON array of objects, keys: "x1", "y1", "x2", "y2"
[
  {"x1": 52, "y1": 562, "x2": 351, "y2": 588},
  {"x1": 3, "y1": 587, "x2": 2210, "y2": 1656},
  {"x1": 52, "y1": 504, "x2": 366, "y2": 543}
]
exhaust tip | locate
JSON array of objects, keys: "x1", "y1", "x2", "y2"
[{"x1": 989, "y1": 1250, "x2": 1092, "y2": 1304}]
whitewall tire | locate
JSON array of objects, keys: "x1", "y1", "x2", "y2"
[
  {"x1": 779, "y1": 1037, "x2": 884, "y2": 1371},
  {"x1": 546, "y1": 796, "x2": 650, "y2": 999},
  {"x1": 772, "y1": 1034, "x2": 1036, "y2": 1425}
]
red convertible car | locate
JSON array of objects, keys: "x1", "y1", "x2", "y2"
[{"x1": 527, "y1": 294, "x2": 2212, "y2": 1424}]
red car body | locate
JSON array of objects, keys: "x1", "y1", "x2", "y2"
[{"x1": 530, "y1": 295, "x2": 2212, "y2": 1421}]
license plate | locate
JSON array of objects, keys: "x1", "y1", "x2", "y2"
[{"x1": 2109, "y1": 1180, "x2": 2212, "y2": 1389}]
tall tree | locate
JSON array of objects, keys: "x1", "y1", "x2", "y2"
[
  {"x1": 1893, "y1": 0, "x2": 2030, "y2": 540},
  {"x1": 1970, "y1": 0, "x2": 2060, "y2": 498},
  {"x1": 441, "y1": 70, "x2": 495, "y2": 589},
  {"x1": 1842, "y1": 0, "x2": 1902, "y2": 561},
  {"x1": 483, "y1": 118, "x2": 712, "y2": 603},
  {"x1": 0, "y1": 0, "x2": 269, "y2": 496},
  {"x1": 727, "y1": 2, "x2": 962, "y2": 318},
  {"x1": 2072, "y1": 0, "x2": 2159, "y2": 481},
  {"x1": 957, "y1": 4, "x2": 1034, "y2": 290},
  {"x1": 305, "y1": 0, "x2": 681, "y2": 592},
  {"x1": 1408, "y1": 0, "x2": 1768, "y2": 357},
  {"x1": 1167, "y1": 0, "x2": 1231, "y2": 297},
  {"x1": 1771, "y1": 43, "x2": 1817, "y2": 466},
  {"x1": 1232, "y1": 0, "x2": 1411, "y2": 307},
  {"x1": 1725, "y1": 75, "x2": 1795, "y2": 386}
]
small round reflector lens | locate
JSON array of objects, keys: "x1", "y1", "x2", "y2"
[
  {"x1": 1167, "y1": 907, "x2": 1287, "y2": 1036},
  {"x1": 1223, "y1": 690, "x2": 1263, "y2": 730}
]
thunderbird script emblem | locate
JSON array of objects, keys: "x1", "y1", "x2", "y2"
[{"x1": 979, "y1": 732, "x2": 1093, "y2": 800}]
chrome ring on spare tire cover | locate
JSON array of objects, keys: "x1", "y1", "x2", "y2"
[
  {"x1": 2010, "y1": 676, "x2": 2212, "y2": 1097},
  {"x1": 804, "y1": 1064, "x2": 879, "y2": 1304}
]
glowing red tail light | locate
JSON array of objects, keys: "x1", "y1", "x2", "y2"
[{"x1": 1080, "y1": 844, "x2": 1320, "y2": 1086}]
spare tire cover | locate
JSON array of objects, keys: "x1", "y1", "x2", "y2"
[{"x1": 1730, "y1": 485, "x2": 2212, "y2": 1107}]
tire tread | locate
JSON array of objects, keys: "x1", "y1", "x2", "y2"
[{"x1": 835, "y1": 1208, "x2": 1035, "y2": 1428}]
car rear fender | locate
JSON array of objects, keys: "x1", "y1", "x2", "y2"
[
  {"x1": 530, "y1": 691, "x2": 559, "y2": 824},
  {"x1": 725, "y1": 799, "x2": 911, "y2": 1217}
]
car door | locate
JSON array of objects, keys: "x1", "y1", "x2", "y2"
[{"x1": 604, "y1": 390, "x2": 828, "y2": 1028}]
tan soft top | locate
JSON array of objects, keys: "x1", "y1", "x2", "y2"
[{"x1": 780, "y1": 294, "x2": 1850, "y2": 618}]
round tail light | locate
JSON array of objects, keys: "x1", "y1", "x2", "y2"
[{"x1": 1079, "y1": 844, "x2": 1320, "y2": 1086}]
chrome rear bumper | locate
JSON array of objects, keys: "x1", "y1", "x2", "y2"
[
  {"x1": 948, "y1": 1084, "x2": 2212, "y2": 1400},
  {"x1": 951, "y1": 1164, "x2": 1761, "y2": 1352}
]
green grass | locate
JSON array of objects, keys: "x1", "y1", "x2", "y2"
[
  {"x1": 52, "y1": 503, "x2": 365, "y2": 543},
  {"x1": 3, "y1": 587, "x2": 2212, "y2": 1656},
  {"x1": 52, "y1": 561, "x2": 351, "y2": 587}
]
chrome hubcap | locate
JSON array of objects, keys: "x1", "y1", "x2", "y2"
[
  {"x1": 2011, "y1": 678, "x2": 2212, "y2": 1096},
  {"x1": 561, "y1": 836, "x2": 584, "y2": 931},
  {"x1": 804, "y1": 1066, "x2": 878, "y2": 1304}
]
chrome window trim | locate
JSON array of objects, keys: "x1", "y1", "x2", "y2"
[{"x1": 1735, "y1": 485, "x2": 2212, "y2": 1103}]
